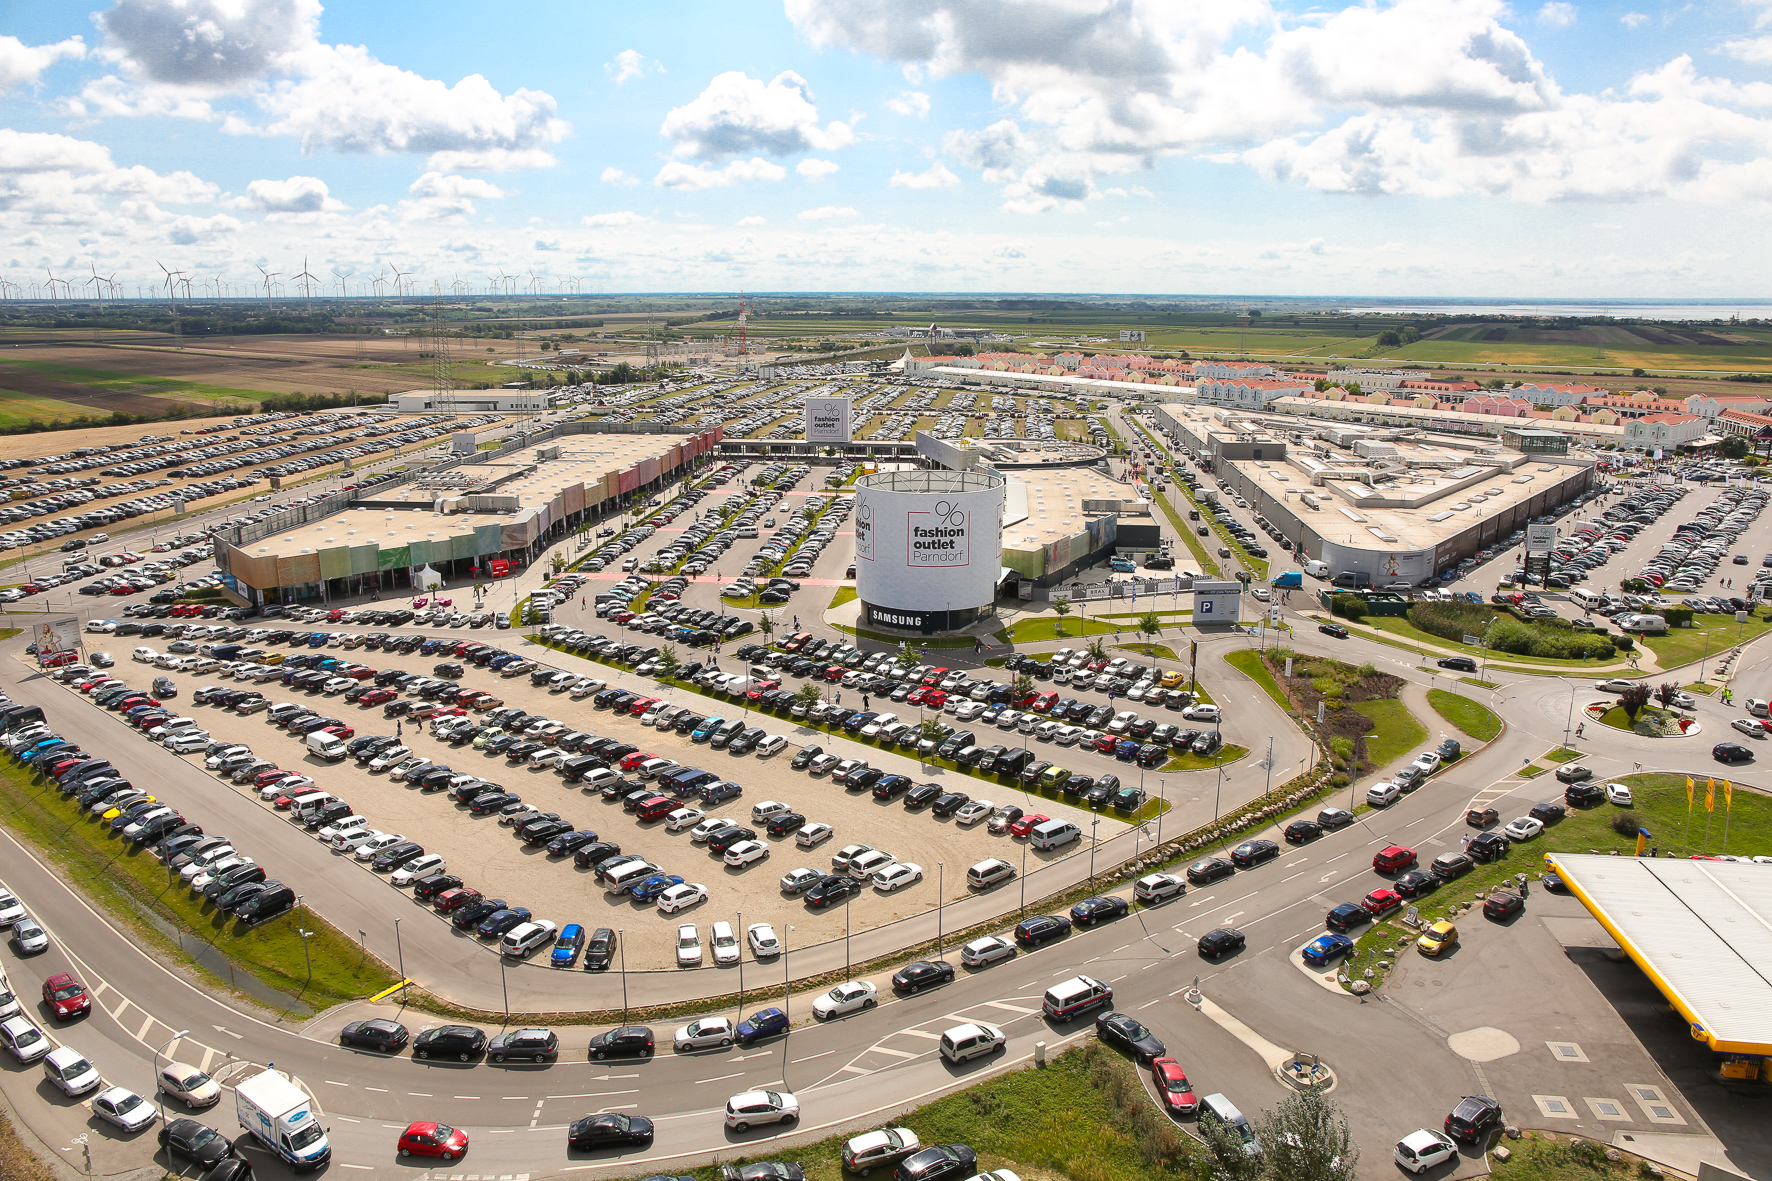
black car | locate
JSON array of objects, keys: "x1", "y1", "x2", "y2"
[
  {"x1": 1186, "y1": 856, "x2": 1235, "y2": 885},
  {"x1": 1444, "y1": 1095, "x2": 1503, "y2": 1144},
  {"x1": 488, "y1": 1027, "x2": 559, "y2": 1063},
  {"x1": 765, "y1": 812, "x2": 806, "y2": 838},
  {"x1": 930, "y1": 791, "x2": 970, "y2": 817},
  {"x1": 1283, "y1": 819, "x2": 1322, "y2": 845},
  {"x1": 568, "y1": 1112, "x2": 655, "y2": 1150},
  {"x1": 159, "y1": 1118, "x2": 236, "y2": 1168},
  {"x1": 872, "y1": 775, "x2": 913, "y2": 800},
  {"x1": 1013, "y1": 914, "x2": 1072, "y2": 947},
  {"x1": 588, "y1": 1025, "x2": 654, "y2": 1060},
  {"x1": 413, "y1": 1024, "x2": 487, "y2": 1061},
  {"x1": 521, "y1": 818, "x2": 575, "y2": 845},
  {"x1": 1095, "y1": 1011, "x2": 1166, "y2": 1061},
  {"x1": 452, "y1": 899, "x2": 508, "y2": 930},
  {"x1": 1317, "y1": 807, "x2": 1356, "y2": 830},
  {"x1": 1318, "y1": 622, "x2": 1348, "y2": 638},
  {"x1": 1469, "y1": 831, "x2": 1511, "y2": 862},
  {"x1": 1529, "y1": 801, "x2": 1567, "y2": 824},
  {"x1": 1563, "y1": 780, "x2": 1606, "y2": 807},
  {"x1": 371, "y1": 842, "x2": 425, "y2": 872},
  {"x1": 894, "y1": 1145, "x2": 976, "y2": 1181},
  {"x1": 1070, "y1": 896, "x2": 1129, "y2": 927},
  {"x1": 790, "y1": 745, "x2": 823, "y2": 770},
  {"x1": 1198, "y1": 927, "x2": 1246, "y2": 958},
  {"x1": 574, "y1": 842, "x2": 624, "y2": 869},
  {"x1": 582, "y1": 928, "x2": 618, "y2": 971},
  {"x1": 1325, "y1": 903, "x2": 1370, "y2": 933},
  {"x1": 720, "y1": 1163, "x2": 804, "y2": 1181},
  {"x1": 1483, "y1": 890, "x2": 1525, "y2": 920},
  {"x1": 1229, "y1": 839, "x2": 1279, "y2": 868},
  {"x1": 412, "y1": 874, "x2": 463, "y2": 901},
  {"x1": 1393, "y1": 870, "x2": 1439, "y2": 899},
  {"x1": 804, "y1": 874, "x2": 860, "y2": 908},
  {"x1": 904, "y1": 783, "x2": 943, "y2": 809},
  {"x1": 890, "y1": 959, "x2": 955, "y2": 993},
  {"x1": 339, "y1": 1019, "x2": 409, "y2": 1053},
  {"x1": 1714, "y1": 742, "x2": 1755, "y2": 764},
  {"x1": 1436, "y1": 656, "x2": 1478, "y2": 672}
]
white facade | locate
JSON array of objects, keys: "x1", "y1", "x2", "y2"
[
  {"x1": 391, "y1": 390, "x2": 546, "y2": 413},
  {"x1": 1623, "y1": 415, "x2": 1709, "y2": 448},
  {"x1": 1192, "y1": 361, "x2": 1275, "y2": 379},
  {"x1": 1194, "y1": 377, "x2": 1309, "y2": 409},
  {"x1": 855, "y1": 469, "x2": 1005, "y2": 629}
]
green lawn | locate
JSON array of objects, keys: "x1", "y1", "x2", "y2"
[
  {"x1": 1164, "y1": 744, "x2": 1250, "y2": 773},
  {"x1": 0, "y1": 759, "x2": 398, "y2": 1014},
  {"x1": 1426, "y1": 689, "x2": 1502, "y2": 742},
  {"x1": 1349, "y1": 614, "x2": 1629, "y2": 668},
  {"x1": 1002, "y1": 615, "x2": 1121, "y2": 643},
  {"x1": 1352, "y1": 697, "x2": 1428, "y2": 768},
  {"x1": 1541, "y1": 747, "x2": 1583, "y2": 764},
  {"x1": 829, "y1": 586, "x2": 857, "y2": 608},
  {"x1": 1517, "y1": 764, "x2": 1548, "y2": 777},
  {"x1": 1492, "y1": 1131, "x2": 1662, "y2": 1181},
  {"x1": 1638, "y1": 614, "x2": 1772, "y2": 670},
  {"x1": 1114, "y1": 643, "x2": 1177, "y2": 661},
  {"x1": 1224, "y1": 649, "x2": 1293, "y2": 712}
]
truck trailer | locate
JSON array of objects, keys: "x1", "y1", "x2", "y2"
[{"x1": 235, "y1": 1069, "x2": 330, "y2": 1170}]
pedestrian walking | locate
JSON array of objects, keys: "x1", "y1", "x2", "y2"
[
  {"x1": 862, "y1": 696, "x2": 870, "y2": 710},
  {"x1": 396, "y1": 721, "x2": 403, "y2": 738},
  {"x1": 1520, "y1": 878, "x2": 1529, "y2": 898}
]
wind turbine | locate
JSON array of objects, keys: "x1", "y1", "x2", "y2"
[
  {"x1": 256, "y1": 264, "x2": 279, "y2": 308},
  {"x1": 332, "y1": 266, "x2": 354, "y2": 300},
  {"x1": 84, "y1": 264, "x2": 105, "y2": 311},
  {"x1": 44, "y1": 268, "x2": 62, "y2": 306},
  {"x1": 292, "y1": 255, "x2": 320, "y2": 311},
  {"x1": 387, "y1": 262, "x2": 413, "y2": 304}
]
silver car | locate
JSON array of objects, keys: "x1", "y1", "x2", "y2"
[{"x1": 960, "y1": 935, "x2": 1016, "y2": 969}]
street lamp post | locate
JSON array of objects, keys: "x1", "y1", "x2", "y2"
[
  {"x1": 618, "y1": 928, "x2": 628, "y2": 1025},
  {"x1": 845, "y1": 896, "x2": 852, "y2": 981},
  {"x1": 735, "y1": 911, "x2": 744, "y2": 1015},
  {"x1": 1089, "y1": 818, "x2": 1100, "y2": 888},
  {"x1": 393, "y1": 916, "x2": 404, "y2": 984},
  {"x1": 1156, "y1": 777, "x2": 1167, "y2": 848},
  {"x1": 1560, "y1": 675, "x2": 1578, "y2": 749},
  {"x1": 297, "y1": 926, "x2": 314, "y2": 987},
  {"x1": 153, "y1": 1029, "x2": 191, "y2": 1123},
  {"x1": 936, "y1": 863, "x2": 945, "y2": 958},
  {"x1": 1019, "y1": 839, "x2": 1028, "y2": 917}
]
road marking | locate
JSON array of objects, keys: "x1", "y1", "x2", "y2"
[
  {"x1": 325, "y1": 1080, "x2": 349, "y2": 1087},
  {"x1": 409, "y1": 1093, "x2": 432, "y2": 1097},
  {"x1": 896, "y1": 1029, "x2": 942, "y2": 1040},
  {"x1": 868, "y1": 1046, "x2": 918, "y2": 1059},
  {"x1": 135, "y1": 1014, "x2": 157, "y2": 1041},
  {"x1": 366, "y1": 1087, "x2": 388, "y2": 1093},
  {"x1": 799, "y1": 1050, "x2": 837, "y2": 1061},
  {"x1": 1223, "y1": 912, "x2": 1244, "y2": 923},
  {"x1": 1138, "y1": 998, "x2": 1164, "y2": 1010},
  {"x1": 977, "y1": 1001, "x2": 1037, "y2": 1015},
  {"x1": 453, "y1": 1096, "x2": 480, "y2": 1100},
  {"x1": 1280, "y1": 872, "x2": 1304, "y2": 883},
  {"x1": 694, "y1": 1071, "x2": 746, "y2": 1084},
  {"x1": 338, "y1": 1164, "x2": 373, "y2": 1171},
  {"x1": 1187, "y1": 896, "x2": 1214, "y2": 908},
  {"x1": 503, "y1": 1096, "x2": 529, "y2": 1100},
  {"x1": 838, "y1": 1065, "x2": 871, "y2": 1075},
  {"x1": 199, "y1": 1047, "x2": 219, "y2": 1071},
  {"x1": 337, "y1": 1117, "x2": 360, "y2": 1124}
]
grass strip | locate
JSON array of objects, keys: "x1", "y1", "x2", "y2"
[
  {"x1": 1492, "y1": 1130, "x2": 1670, "y2": 1181},
  {"x1": 1224, "y1": 649, "x2": 1293, "y2": 713},
  {"x1": 1426, "y1": 689, "x2": 1503, "y2": 742},
  {"x1": 1351, "y1": 698, "x2": 1428, "y2": 768},
  {"x1": 829, "y1": 586, "x2": 857, "y2": 608},
  {"x1": 1000, "y1": 616, "x2": 1122, "y2": 643},
  {"x1": 1163, "y1": 745, "x2": 1249, "y2": 773},
  {"x1": 1517, "y1": 765, "x2": 1547, "y2": 778},
  {"x1": 1115, "y1": 643, "x2": 1177, "y2": 661},
  {"x1": 1638, "y1": 613, "x2": 1772, "y2": 669},
  {"x1": 1541, "y1": 747, "x2": 1582, "y2": 764},
  {"x1": 0, "y1": 757, "x2": 399, "y2": 1015},
  {"x1": 0, "y1": 1105, "x2": 57, "y2": 1181}
]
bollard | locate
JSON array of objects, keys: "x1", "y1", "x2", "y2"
[{"x1": 1035, "y1": 1041, "x2": 1047, "y2": 1067}]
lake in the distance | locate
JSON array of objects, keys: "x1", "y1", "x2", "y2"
[{"x1": 1335, "y1": 302, "x2": 1772, "y2": 321}]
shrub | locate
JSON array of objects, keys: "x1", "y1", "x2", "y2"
[
  {"x1": 1619, "y1": 682, "x2": 1652, "y2": 718},
  {"x1": 1612, "y1": 810, "x2": 1643, "y2": 838},
  {"x1": 1614, "y1": 634, "x2": 1635, "y2": 651},
  {"x1": 1663, "y1": 606, "x2": 1694, "y2": 628},
  {"x1": 1409, "y1": 600, "x2": 1498, "y2": 642},
  {"x1": 1332, "y1": 594, "x2": 1367, "y2": 620}
]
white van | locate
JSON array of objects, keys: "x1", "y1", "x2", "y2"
[
  {"x1": 1304, "y1": 559, "x2": 1330, "y2": 579},
  {"x1": 1199, "y1": 1094, "x2": 1261, "y2": 1157},
  {"x1": 1041, "y1": 974, "x2": 1113, "y2": 1022},
  {"x1": 966, "y1": 858, "x2": 1015, "y2": 890},
  {"x1": 1570, "y1": 588, "x2": 1605, "y2": 612},
  {"x1": 603, "y1": 859, "x2": 658, "y2": 896},
  {"x1": 306, "y1": 732, "x2": 347, "y2": 760},
  {"x1": 1029, "y1": 819, "x2": 1082, "y2": 850},
  {"x1": 939, "y1": 1023, "x2": 1005, "y2": 1064}
]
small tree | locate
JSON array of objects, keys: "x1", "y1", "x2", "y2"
[
  {"x1": 1138, "y1": 611, "x2": 1164, "y2": 646},
  {"x1": 1619, "y1": 681, "x2": 1653, "y2": 719},
  {"x1": 1257, "y1": 1085, "x2": 1360, "y2": 1181},
  {"x1": 653, "y1": 645, "x2": 680, "y2": 683},
  {"x1": 1654, "y1": 682, "x2": 1680, "y2": 708},
  {"x1": 897, "y1": 640, "x2": 918, "y2": 668},
  {"x1": 1197, "y1": 1109, "x2": 1265, "y2": 1181},
  {"x1": 1086, "y1": 636, "x2": 1110, "y2": 663},
  {"x1": 550, "y1": 552, "x2": 567, "y2": 573},
  {"x1": 1053, "y1": 597, "x2": 1071, "y2": 635},
  {"x1": 757, "y1": 612, "x2": 776, "y2": 647},
  {"x1": 794, "y1": 681, "x2": 823, "y2": 714},
  {"x1": 1012, "y1": 672, "x2": 1035, "y2": 701}
]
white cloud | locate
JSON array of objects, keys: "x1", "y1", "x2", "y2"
[
  {"x1": 1724, "y1": 36, "x2": 1772, "y2": 64},
  {"x1": 796, "y1": 158, "x2": 840, "y2": 179},
  {"x1": 606, "y1": 49, "x2": 657, "y2": 85},
  {"x1": 1537, "y1": 2, "x2": 1577, "y2": 26},
  {"x1": 583, "y1": 211, "x2": 651, "y2": 227},
  {"x1": 737, "y1": 215, "x2": 767, "y2": 225},
  {"x1": 1620, "y1": 11, "x2": 1650, "y2": 28},
  {"x1": 888, "y1": 161, "x2": 960, "y2": 188},
  {"x1": 0, "y1": 34, "x2": 86, "y2": 91},
  {"x1": 96, "y1": 0, "x2": 319, "y2": 86},
  {"x1": 660, "y1": 70, "x2": 855, "y2": 160},
  {"x1": 0, "y1": 130, "x2": 113, "y2": 175},
  {"x1": 165, "y1": 212, "x2": 242, "y2": 244},
  {"x1": 228, "y1": 175, "x2": 344, "y2": 212},
  {"x1": 799, "y1": 204, "x2": 857, "y2": 219},
  {"x1": 397, "y1": 171, "x2": 503, "y2": 222},
  {"x1": 886, "y1": 89, "x2": 929, "y2": 118},
  {"x1": 600, "y1": 166, "x2": 640, "y2": 186},
  {"x1": 653, "y1": 157, "x2": 788, "y2": 189},
  {"x1": 426, "y1": 148, "x2": 557, "y2": 172}
]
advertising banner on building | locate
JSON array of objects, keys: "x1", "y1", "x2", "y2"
[{"x1": 804, "y1": 397, "x2": 853, "y2": 443}]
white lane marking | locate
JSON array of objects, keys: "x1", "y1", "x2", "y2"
[
  {"x1": 408, "y1": 1092, "x2": 432, "y2": 1097},
  {"x1": 366, "y1": 1086, "x2": 388, "y2": 1093},
  {"x1": 896, "y1": 1029, "x2": 942, "y2": 1040},
  {"x1": 977, "y1": 1001, "x2": 1037, "y2": 1015},
  {"x1": 868, "y1": 1046, "x2": 918, "y2": 1059},
  {"x1": 199, "y1": 1047, "x2": 219, "y2": 1071},
  {"x1": 135, "y1": 1014, "x2": 157, "y2": 1041},
  {"x1": 336, "y1": 1117, "x2": 360, "y2": 1124},
  {"x1": 325, "y1": 1080, "x2": 349, "y2": 1087},
  {"x1": 838, "y1": 1065, "x2": 871, "y2": 1075},
  {"x1": 694, "y1": 1071, "x2": 746, "y2": 1085},
  {"x1": 799, "y1": 1050, "x2": 837, "y2": 1061},
  {"x1": 1138, "y1": 999, "x2": 1164, "y2": 1010},
  {"x1": 338, "y1": 1164, "x2": 374, "y2": 1170}
]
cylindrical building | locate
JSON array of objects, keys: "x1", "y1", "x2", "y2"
[{"x1": 854, "y1": 468, "x2": 1006, "y2": 632}]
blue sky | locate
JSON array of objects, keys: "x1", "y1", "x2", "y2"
[{"x1": 5, "y1": 0, "x2": 1772, "y2": 298}]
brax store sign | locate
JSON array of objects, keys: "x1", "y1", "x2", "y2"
[{"x1": 907, "y1": 500, "x2": 969, "y2": 568}]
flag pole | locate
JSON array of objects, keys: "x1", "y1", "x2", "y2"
[
  {"x1": 1722, "y1": 779, "x2": 1734, "y2": 856},
  {"x1": 1682, "y1": 776, "x2": 1695, "y2": 856},
  {"x1": 1702, "y1": 777, "x2": 1717, "y2": 855}
]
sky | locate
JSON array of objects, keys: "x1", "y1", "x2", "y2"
[{"x1": 5, "y1": 0, "x2": 1772, "y2": 299}]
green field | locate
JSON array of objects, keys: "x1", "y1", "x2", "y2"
[
  {"x1": 0, "y1": 359, "x2": 273, "y2": 401},
  {"x1": 0, "y1": 389, "x2": 121, "y2": 427},
  {"x1": 1426, "y1": 689, "x2": 1503, "y2": 741}
]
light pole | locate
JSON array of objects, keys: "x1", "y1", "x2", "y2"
[
  {"x1": 1155, "y1": 777, "x2": 1167, "y2": 848},
  {"x1": 782, "y1": 923, "x2": 796, "y2": 1074},
  {"x1": 393, "y1": 916, "x2": 404, "y2": 984},
  {"x1": 153, "y1": 1029, "x2": 190, "y2": 1123},
  {"x1": 1560, "y1": 676, "x2": 1578, "y2": 749},
  {"x1": 735, "y1": 911, "x2": 744, "y2": 1015},
  {"x1": 618, "y1": 928, "x2": 628, "y2": 1025},
  {"x1": 297, "y1": 925, "x2": 314, "y2": 987},
  {"x1": 1088, "y1": 818, "x2": 1100, "y2": 888},
  {"x1": 936, "y1": 862, "x2": 945, "y2": 958},
  {"x1": 844, "y1": 895, "x2": 852, "y2": 981},
  {"x1": 1019, "y1": 839, "x2": 1028, "y2": 917}
]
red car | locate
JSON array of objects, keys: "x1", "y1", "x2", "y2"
[
  {"x1": 626, "y1": 697, "x2": 657, "y2": 717},
  {"x1": 433, "y1": 887, "x2": 482, "y2": 913},
  {"x1": 1360, "y1": 888, "x2": 1403, "y2": 917},
  {"x1": 905, "y1": 687, "x2": 931, "y2": 706},
  {"x1": 320, "y1": 724, "x2": 355, "y2": 740},
  {"x1": 1028, "y1": 691, "x2": 1060, "y2": 712},
  {"x1": 746, "y1": 680, "x2": 781, "y2": 701},
  {"x1": 1150, "y1": 1056, "x2": 1197, "y2": 1115},
  {"x1": 618, "y1": 751, "x2": 654, "y2": 772},
  {"x1": 923, "y1": 690, "x2": 949, "y2": 708},
  {"x1": 922, "y1": 668, "x2": 949, "y2": 685},
  {"x1": 344, "y1": 667, "x2": 376, "y2": 680},
  {"x1": 1373, "y1": 845, "x2": 1417, "y2": 873},
  {"x1": 360, "y1": 688, "x2": 396, "y2": 705},
  {"x1": 1009, "y1": 813, "x2": 1051, "y2": 838},
  {"x1": 42, "y1": 973, "x2": 91, "y2": 1021},
  {"x1": 398, "y1": 1122, "x2": 468, "y2": 1161},
  {"x1": 255, "y1": 768, "x2": 294, "y2": 789}
]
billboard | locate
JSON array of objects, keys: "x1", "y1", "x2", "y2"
[
  {"x1": 1191, "y1": 580, "x2": 1242, "y2": 625},
  {"x1": 854, "y1": 470, "x2": 1005, "y2": 614},
  {"x1": 804, "y1": 397, "x2": 853, "y2": 443},
  {"x1": 33, "y1": 617, "x2": 80, "y2": 662},
  {"x1": 1525, "y1": 523, "x2": 1558, "y2": 553}
]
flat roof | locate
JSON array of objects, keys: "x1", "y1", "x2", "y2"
[
  {"x1": 1547, "y1": 852, "x2": 1772, "y2": 1055},
  {"x1": 925, "y1": 364, "x2": 1196, "y2": 398},
  {"x1": 1001, "y1": 466, "x2": 1128, "y2": 554}
]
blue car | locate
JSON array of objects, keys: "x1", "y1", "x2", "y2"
[
  {"x1": 691, "y1": 718, "x2": 723, "y2": 743},
  {"x1": 475, "y1": 906, "x2": 533, "y2": 938},
  {"x1": 736, "y1": 1007, "x2": 789, "y2": 1044},
  {"x1": 550, "y1": 923, "x2": 586, "y2": 968},
  {"x1": 1301, "y1": 933, "x2": 1355, "y2": 967},
  {"x1": 1115, "y1": 739, "x2": 1141, "y2": 762},
  {"x1": 630, "y1": 874, "x2": 685, "y2": 902},
  {"x1": 1110, "y1": 557, "x2": 1136, "y2": 572},
  {"x1": 307, "y1": 633, "x2": 328, "y2": 648}
]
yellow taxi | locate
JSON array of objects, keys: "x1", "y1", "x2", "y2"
[
  {"x1": 1161, "y1": 670, "x2": 1187, "y2": 688},
  {"x1": 1417, "y1": 920, "x2": 1459, "y2": 956}
]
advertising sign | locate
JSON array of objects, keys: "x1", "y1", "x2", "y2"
[
  {"x1": 1191, "y1": 579, "x2": 1242, "y2": 625},
  {"x1": 906, "y1": 499, "x2": 971, "y2": 570},
  {"x1": 1525, "y1": 523, "x2": 1558, "y2": 553},
  {"x1": 804, "y1": 396, "x2": 853, "y2": 443},
  {"x1": 33, "y1": 617, "x2": 80, "y2": 664},
  {"x1": 854, "y1": 472, "x2": 1005, "y2": 614}
]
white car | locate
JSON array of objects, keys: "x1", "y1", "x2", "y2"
[
  {"x1": 657, "y1": 882, "x2": 708, "y2": 914},
  {"x1": 724, "y1": 840, "x2": 770, "y2": 868},
  {"x1": 0, "y1": 1015, "x2": 49, "y2": 1062},
  {"x1": 1394, "y1": 1129, "x2": 1458, "y2": 1174},
  {"x1": 1133, "y1": 872, "x2": 1187, "y2": 904},
  {"x1": 725, "y1": 1089, "x2": 798, "y2": 1131},
  {"x1": 44, "y1": 1046, "x2": 103, "y2": 1096},
  {"x1": 157, "y1": 1060, "x2": 221, "y2": 1108},
  {"x1": 1251, "y1": 587, "x2": 1271, "y2": 602},
  {"x1": 675, "y1": 923, "x2": 703, "y2": 967},
  {"x1": 795, "y1": 822, "x2": 834, "y2": 848},
  {"x1": 666, "y1": 807, "x2": 706, "y2": 831},
  {"x1": 848, "y1": 849, "x2": 897, "y2": 880},
  {"x1": 1595, "y1": 678, "x2": 1641, "y2": 693},
  {"x1": 317, "y1": 817, "x2": 368, "y2": 844},
  {"x1": 751, "y1": 800, "x2": 791, "y2": 823},
  {"x1": 1106, "y1": 711, "x2": 1138, "y2": 735},
  {"x1": 333, "y1": 828, "x2": 385, "y2": 854},
  {"x1": 1181, "y1": 703, "x2": 1221, "y2": 722},
  {"x1": 955, "y1": 800, "x2": 994, "y2": 826},
  {"x1": 747, "y1": 922, "x2": 781, "y2": 957},
  {"x1": 674, "y1": 1016, "x2": 734, "y2": 1051},
  {"x1": 844, "y1": 1129, "x2": 924, "y2": 1176},
  {"x1": 178, "y1": 848, "x2": 237, "y2": 881},
  {"x1": 321, "y1": 677, "x2": 355, "y2": 694},
  {"x1": 755, "y1": 734, "x2": 788, "y2": 757},
  {"x1": 389, "y1": 758, "x2": 431, "y2": 782},
  {"x1": 812, "y1": 980, "x2": 878, "y2": 1020},
  {"x1": 1366, "y1": 782, "x2": 1402, "y2": 808},
  {"x1": 874, "y1": 862, "x2": 924, "y2": 893},
  {"x1": 691, "y1": 816, "x2": 736, "y2": 843},
  {"x1": 354, "y1": 833, "x2": 407, "y2": 860},
  {"x1": 1732, "y1": 718, "x2": 1765, "y2": 738},
  {"x1": 187, "y1": 859, "x2": 252, "y2": 891},
  {"x1": 530, "y1": 748, "x2": 570, "y2": 767},
  {"x1": 1606, "y1": 782, "x2": 1634, "y2": 806},
  {"x1": 1411, "y1": 751, "x2": 1442, "y2": 772},
  {"x1": 390, "y1": 853, "x2": 446, "y2": 886},
  {"x1": 0, "y1": 888, "x2": 22, "y2": 926},
  {"x1": 1503, "y1": 816, "x2": 1545, "y2": 841},
  {"x1": 368, "y1": 747, "x2": 411, "y2": 771},
  {"x1": 638, "y1": 757, "x2": 679, "y2": 779},
  {"x1": 91, "y1": 1086, "x2": 158, "y2": 1133},
  {"x1": 959, "y1": 935, "x2": 1016, "y2": 968},
  {"x1": 710, "y1": 921, "x2": 740, "y2": 965}
]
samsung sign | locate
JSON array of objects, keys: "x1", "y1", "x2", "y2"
[{"x1": 804, "y1": 396, "x2": 853, "y2": 443}]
